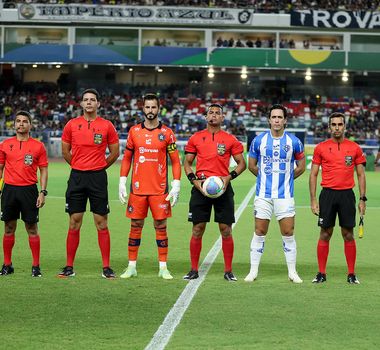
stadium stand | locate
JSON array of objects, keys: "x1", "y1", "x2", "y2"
[
  {"x1": 2, "y1": 0, "x2": 380, "y2": 12},
  {"x1": 0, "y1": 89, "x2": 378, "y2": 146}
]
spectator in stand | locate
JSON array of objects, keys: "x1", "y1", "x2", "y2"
[
  {"x1": 236, "y1": 39, "x2": 245, "y2": 47},
  {"x1": 255, "y1": 38, "x2": 262, "y2": 48}
]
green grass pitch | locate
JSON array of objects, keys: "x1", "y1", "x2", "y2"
[{"x1": 1, "y1": 162, "x2": 379, "y2": 349}]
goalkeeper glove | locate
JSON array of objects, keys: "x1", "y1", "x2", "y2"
[
  {"x1": 165, "y1": 179, "x2": 181, "y2": 207},
  {"x1": 119, "y1": 176, "x2": 128, "y2": 205}
]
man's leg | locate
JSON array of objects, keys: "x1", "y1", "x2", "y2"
[
  {"x1": 245, "y1": 218, "x2": 269, "y2": 282},
  {"x1": 1, "y1": 220, "x2": 17, "y2": 275}
]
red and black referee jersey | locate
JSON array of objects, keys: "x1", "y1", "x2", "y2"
[
  {"x1": 62, "y1": 115, "x2": 119, "y2": 171},
  {"x1": 312, "y1": 138, "x2": 366, "y2": 190},
  {"x1": 0, "y1": 137, "x2": 48, "y2": 186},
  {"x1": 185, "y1": 129, "x2": 243, "y2": 178}
]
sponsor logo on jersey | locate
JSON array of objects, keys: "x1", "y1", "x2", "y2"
[
  {"x1": 345, "y1": 156, "x2": 353, "y2": 166},
  {"x1": 146, "y1": 139, "x2": 152, "y2": 145},
  {"x1": 24, "y1": 154, "x2": 33, "y2": 165},
  {"x1": 139, "y1": 147, "x2": 158, "y2": 154},
  {"x1": 94, "y1": 133, "x2": 103, "y2": 144},
  {"x1": 217, "y1": 143, "x2": 226, "y2": 155}
]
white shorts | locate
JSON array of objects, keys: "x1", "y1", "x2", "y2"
[{"x1": 254, "y1": 197, "x2": 295, "y2": 221}]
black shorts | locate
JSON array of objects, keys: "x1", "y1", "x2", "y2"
[
  {"x1": 318, "y1": 188, "x2": 356, "y2": 229},
  {"x1": 1, "y1": 184, "x2": 39, "y2": 224},
  {"x1": 188, "y1": 183, "x2": 235, "y2": 225},
  {"x1": 65, "y1": 169, "x2": 110, "y2": 215}
]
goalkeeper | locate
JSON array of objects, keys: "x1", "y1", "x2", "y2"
[{"x1": 119, "y1": 94, "x2": 181, "y2": 280}]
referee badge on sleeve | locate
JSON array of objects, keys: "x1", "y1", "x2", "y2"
[
  {"x1": 24, "y1": 154, "x2": 33, "y2": 165},
  {"x1": 94, "y1": 133, "x2": 103, "y2": 144}
]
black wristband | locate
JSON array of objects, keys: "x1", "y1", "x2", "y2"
[
  {"x1": 40, "y1": 190, "x2": 48, "y2": 196},
  {"x1": 229, "y1": 170, "x2": 238, "y2": 180},
  {"x1": 187, "y1": 173, "x2": 197, "y2": 184}
]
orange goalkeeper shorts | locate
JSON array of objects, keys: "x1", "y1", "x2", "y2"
[{"x1": 126, "y1": 193, "x2": 172, "y2": 220}]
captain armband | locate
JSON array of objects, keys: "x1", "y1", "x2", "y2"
[
  {"x1": 229, "y1": 170, "x2": 238, "y2": 180},
  {"x1": 167, "y1": 143, "x2": 177, "y2": 153}
]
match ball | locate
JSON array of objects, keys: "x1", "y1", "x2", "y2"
[{"x1": 202, "y1": 176, "x2": 224, "y2": 198}]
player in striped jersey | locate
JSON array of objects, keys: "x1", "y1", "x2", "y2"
[{"x1": 245, "y1": 104, "x2": 306, "y2": 283}]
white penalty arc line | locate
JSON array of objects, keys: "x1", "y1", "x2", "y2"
[{"x1": 144, "y1": 185, "x2": 256, "y2": 350}]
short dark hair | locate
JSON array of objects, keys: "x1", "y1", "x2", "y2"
[
  {"x1": 329, "y1": 112, "x2": 345, "y2": 125},
  {"x1": 269, "y1": 104, "x2": 287, "y2": 119},
  {"x1": 206, "y1": 103, "x2": 223, "y2": 114},
  {"x1": 15, "y1": 110, "x2": 32, "y2": 123},
  {"x1": 143, "y1": 93, "x2": 160, "y2": 107},
  {"x1": 81, "y1": 88, "x2": 100, "y2": 100}
]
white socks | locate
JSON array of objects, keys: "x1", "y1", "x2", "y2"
[
  {"x1": 248, "y1": 233, "x2": 266, "y2": 274},
  {"x1": 282, "y1": 235, "x2": 297, "y2": 275}
]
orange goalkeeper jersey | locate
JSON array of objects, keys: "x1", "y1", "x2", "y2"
[{"x1": 122, "y1": 122, "x2": 179, "y2": 195}]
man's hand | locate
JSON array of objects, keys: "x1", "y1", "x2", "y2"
[
  {"x1": 119, "y1": 176, "x2": 128, "y2": 205},
  {"x1": 165, "y1": 179, "x2": 181, "y2": 207},
  {"x1": 310, "y1": 198, "x2": 319, "y2": 216}
]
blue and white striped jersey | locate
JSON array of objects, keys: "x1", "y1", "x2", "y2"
[{"x1": 249, "y1": 130, "x2": 304, "y2": 199}]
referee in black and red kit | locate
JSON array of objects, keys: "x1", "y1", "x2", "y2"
[
  {"x1": 0, "y1": 110, "x2": 48, "y2": 277},
  {"x1": 58, "y1": 89, "x2": 119, "y2": 279},
  {"x1": 309, "y1": 112, "x2": 367, "y2": 284}
]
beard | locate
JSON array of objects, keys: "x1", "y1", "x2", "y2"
[{"x1": 144, "y1": 112, "x2": 158, "y2": 120}]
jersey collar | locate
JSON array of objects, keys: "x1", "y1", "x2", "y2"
[{"x1": 142, "y1": 121, "x2": 162, "y2": 130}]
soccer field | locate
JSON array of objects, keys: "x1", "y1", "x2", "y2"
[{"x1": 2, "y1": 162, "x2": 380, "y2": 350}]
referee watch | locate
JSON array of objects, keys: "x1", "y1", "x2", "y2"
[
  {"x1": 359, "y1": 196, "x2": 367, "y2": 202},
  {"x1": 40, "y1": 190, "x2": 48, "y2": 196}
]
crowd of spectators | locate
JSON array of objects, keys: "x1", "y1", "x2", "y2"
[
  {"x1": 3, "y1": 0, "x2": 380, "y2": 12},
  {"x1": 0, "y1": 88, "x2": 379, "y2": 146}
]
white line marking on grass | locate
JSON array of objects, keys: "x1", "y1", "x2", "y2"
[{"x1": 144, "y1": 186, "x2": 256, "y2": 350}]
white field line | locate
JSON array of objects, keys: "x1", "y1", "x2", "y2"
[{"x1": 144, "y1": 186, "x2": 256, "y2": 350}]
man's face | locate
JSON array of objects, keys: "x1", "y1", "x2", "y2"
[
  {"x1": 206, "y1": 106, "x2": 224, "y2": 126},
  {"x1": 329, "y1": 116, "x2": 345, "y2": 139},
  {"x1": 81, "y1": 92, "x2": 99, "y2": 113},
  {"x1": 268, "y1": 108, "x2": 286, "y2": 132},
  {"x1": 15, "y1": 115, "x2": 31, "y2": 134},
  {"x1": 143, "y1": 99, "x2": 159, "y2": 121}
]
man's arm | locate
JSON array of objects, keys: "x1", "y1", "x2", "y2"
[
  {"x1": 294, "y1": 157, "x2": 306, "y2": 179},
  {"x1": 221, "y1": 152, "x2": 246, "y2": 188},
  {"x1": 62, "y1": 141, "x2": 72, "y2": 165},
  {"x1": 248, "y1": 157, "x2": 259, "y2": 177},
  {"x1": 356, "y1": 163, "x2": 366, "y2": 216},
  {"x1": 106, "y1": 143, "x2": 120, "y2": 169},
  {"x1": 37, "y1": 166, "x2": 48, "y2": 208},
  {"x1": 184, "y1": 153, "x2": 203, "y2": 192},
  {"x1": 309, "y1": 163, "x2": 320, "y2": 216}
]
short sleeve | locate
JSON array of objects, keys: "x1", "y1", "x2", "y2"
[
  {"x1": 107, "y1": 121, "x2": 119, "y2": 145},
  {"x1": 61, "y1": 121, "x2": 72, "y2": 143}
]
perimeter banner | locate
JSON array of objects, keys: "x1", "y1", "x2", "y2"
[
  {"x1": 17, "y1": 4, "x2": 255, "y2": 26},
  {"x1": 291, "y1": 10, "x2": 380, "y2": 29}
]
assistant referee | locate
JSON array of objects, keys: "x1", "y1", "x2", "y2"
[
  {"x1": 58, "y1": 89, "x2": 119, "y2": 279},
  {"x1": 0, "y1": 110, "x2": 48, "y2": 277}
]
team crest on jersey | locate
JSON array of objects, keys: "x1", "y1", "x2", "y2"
[
  {"x1": 134, "y1": 181, "x2": 140, "y2": 189},
  {"x1": 345, "y1": 156, "x2": 353, "y2": 166},
  {"x1": 127, "y1": 205, "x2": 133, "y2": 213},
  {"x1": 158, "y1": 133, "x2": 165, "y2": 141},
  {"x1": 283, "y1": 145, "x2": 290, "y2": 152},
  {"x1": 217, "y1": 143, "x2": 226, "y2": 155},
  {"x1": 24, "y1": 154, "x2": 33, "y2": 165},
  {"x1": 94, "y1": 133, "x2": 103, "y2": 144}
]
